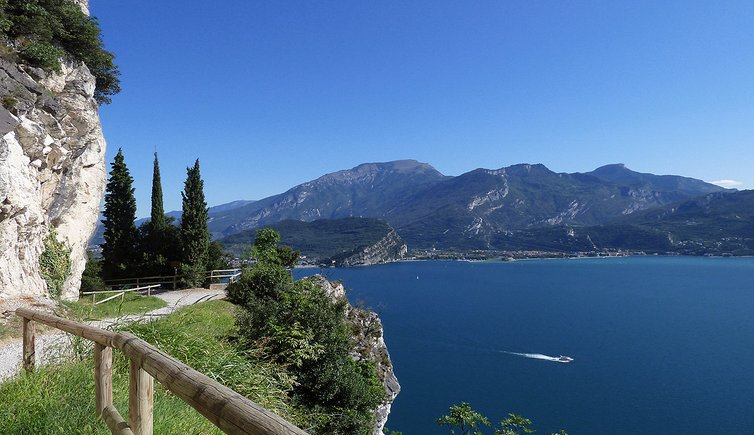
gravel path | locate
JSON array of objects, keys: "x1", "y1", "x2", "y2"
[{"x1": 0, "y1": 288, "x2": 224, "y2": 382}]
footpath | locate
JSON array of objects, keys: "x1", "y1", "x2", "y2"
[{"x1": 0, "y1": 288, "x2": 224, "y2": 382}]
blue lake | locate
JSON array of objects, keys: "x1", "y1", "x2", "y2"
[{"x1": 296, "y1": 257, "x2": 754, "y2": 434}]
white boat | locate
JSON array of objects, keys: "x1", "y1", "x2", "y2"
[{"x1": 556, "y1": 355, "x2": 574, "y2": 363}]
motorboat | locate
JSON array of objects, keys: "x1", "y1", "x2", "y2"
[{"x1": 556, "y1": 355, "x2": 574, "y2": 363}]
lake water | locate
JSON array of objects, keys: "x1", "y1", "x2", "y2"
[{"x1": 295, "y1": 257, "x2": 754, "y2": 434}]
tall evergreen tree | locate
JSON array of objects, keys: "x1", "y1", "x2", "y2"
[
  {"x1": 149, "y1": 152, "x2": 166, "y2": 231},
  {"x1": 179, "y1": 159, "x2": 209, "y2": 287},
  {"x1": 137, "y1": 151, "x2": 178, "y2": 275},
  {"x1": 101, "y1": 148, "x2": 137, "y2": 279}
]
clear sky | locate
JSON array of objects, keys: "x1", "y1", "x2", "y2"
[{"x1": 91, "y1": 0, "x2": 754, "y2": 217}]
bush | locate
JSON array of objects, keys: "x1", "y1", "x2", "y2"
[
  {"x1": 79, "y1": 251, "x2": 106, "y2": 294},
  {"x1": 227, "y1": 229, "x2": 384, "y2": 434},
  {"x1": 39, "y1": 227, "x2": 71, "y2": 298},
  {"x1": 19, "y1": 40, "x2": 62, "y2": 71}
]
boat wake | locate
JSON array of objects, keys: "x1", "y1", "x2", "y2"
[{"x1": 503, "y1": 351, "x2": 573, "y2": 363}]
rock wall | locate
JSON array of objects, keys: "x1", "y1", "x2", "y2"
[
  {"x1": 313, "y1": 275, "x2": 401, "y2": 434},
  {"x1": 0, "y1": 46, "x2": 106, "y2": 300},
  {"x1": 336, "y1": 228, "x2": 408, "y2": 267}
]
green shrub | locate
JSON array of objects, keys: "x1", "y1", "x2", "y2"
[
  {"x1": 2, "y1": 94, "x2": 17, "y2": 110},
  {"x1": 228, "y1": 229, "x2": 384, "y2": 434},
  {"x1": 19, "y1": 40, "x2": 62, "y2": 71},
  {"x1": 79, "y1": 251, "x2": 106, "y2": 294},
  {"x1": 39, "y1": 227, "x2": 71, "y2": 299}
]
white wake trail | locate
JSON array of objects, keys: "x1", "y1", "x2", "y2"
[{"x1": 503, "y1": 351, "x2": 569, "y2": 363}]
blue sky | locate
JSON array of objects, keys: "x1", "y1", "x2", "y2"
[{"x1": 91, "y1": 0, "x2": 754, "y2": 217}]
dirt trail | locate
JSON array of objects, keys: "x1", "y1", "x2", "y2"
[{"x1": 0, "y1": 288, "x2": 224, "y2": 382}]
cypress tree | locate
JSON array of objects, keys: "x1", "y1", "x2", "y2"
[
  {"x1": 101, "y1": 148, "x2": 137, "y2": 279},
  {"x1": 138, "y1": 151, "x2": 177, "y2": 275},
  {"x1": 179, "y1": 159, "x2": 209, "y2": 287},
  {"x1": 149, "y1": 152, "x2": 166, "y2": 231}
]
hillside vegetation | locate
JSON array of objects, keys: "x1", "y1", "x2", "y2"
[
  {"x1": 221, "y1": 217, "x2": 397, "y2": 260},
  {"x1": 0, "y1": 0, "x2": 120, "y2": 103}
]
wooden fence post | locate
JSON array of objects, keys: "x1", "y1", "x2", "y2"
[
  {"x1": 129, "y1": 359, "x2": 154, "y2": 435},
  {"x1": 94, "y1": 344, "x2": 113, "y2": 417},
  {"x1": 22, "y1": 318, "x2": 35, "y2": 371}
]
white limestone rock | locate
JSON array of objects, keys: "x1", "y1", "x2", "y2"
[{"x1": 0, "y1": 52, "x2": 106, "y2": 301}]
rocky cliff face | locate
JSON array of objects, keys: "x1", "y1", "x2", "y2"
[
  {"x1": 335, "y1": 228, "x2": 407, "y2": 267},
  {"x1": 314, "y1": 275, "x2": 400, "y2": 434},
  {"x1": 0, "y1": 20, "x2": 106, "y2": 301}
]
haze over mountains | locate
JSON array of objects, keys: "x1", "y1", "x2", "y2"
[{"x1": 206, "y1": 160, "x2": 730, "y2": 249}]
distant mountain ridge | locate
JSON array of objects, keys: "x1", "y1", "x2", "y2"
[
  {"x1": 206, "y1": 160, "x2": 727, "y2": 249},
  {"x1": 207, "y1": 160, "x2": 447, "y2": 235},
  {"x1": 490, "y1": 189, "x2": 754, "y2": 255},
  {"x1": 89, "y1": 160, "x2": 734, "y2": 254}
]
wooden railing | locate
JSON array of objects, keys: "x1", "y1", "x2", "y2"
[
  {"x1": 105, "y1": 274, "x2": 182, "y2": 291},
  {"x1": 15, "y1": 308, "x2": 307, "y2": 435},
  {"x1": 81, "y1": 284, "x2": 161, "y2": 305},
  {"x1": 209, "y1": 268, "x2": 242, "y2": 285}
]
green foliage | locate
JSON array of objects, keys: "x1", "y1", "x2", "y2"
[
  {"x1": 179, "y1": 159, "x2": 209, "y2": 287},
  {"x1": 19, "y1": 40, "x2": 62, "y2": 71},
  {"x1": 221, "y1": 217, "x2": 393, "y2": 261},
  {"x1": 244, "y1": 227, "x2": 301, "y2": 268},
  {"x1": 101, "y1": 148, "x2": 138, "y2": 280},
  {"x1": 79, "y1": 250, "x2": 105, "y2": 294},
  {"x1": 1, "y1": 94, "x2": 16, "y2": 110},
  {"x1": 206, "y1": 240, "x2": 231, "y2": 271},
  {"x1": 228, "y1": 229, "x2": 384, "y2": 434},
  {"x1": 39, "y1": 226, "x2": 71, "y2": 298},
  {"x1": 436, "y1": 402, "x2": 490, "y2": 435},
  {"x1": 437, "y1": 403, "x2": 567, "y2": 435},
  {"x1": 136, "y1": 217, "x2": 180, "y2": 276},
  {"x1": 0, "y1": 0, "x2": 120, "y2": 104},
  {"x1": 150, "y1": 152, "x2": 166, "y2": 230},
  {"x1": 495, "y1": 414, "x2": 534, "y2": 435},
  {"x1": 135, "y1": 147, "x2": 179, "y2": 277}
]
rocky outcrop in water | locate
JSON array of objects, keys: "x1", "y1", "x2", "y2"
[
  {"x1": 333, "y1": 229, "x2": 408, "y2": 267},
  {"x1": 0, "y1": 7, "x2": 106, "y2": 301},
  {"x1": 313, "y1": 275, "x2": 400, "y2": 434}
]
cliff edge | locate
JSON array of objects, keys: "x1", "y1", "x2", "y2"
[
  {"x1": 315, "y1": 275, "x2": 401, "y2": 434},
  {"x1": 0, "y1": 19, "x2": 107, "y2": 301},
  {"x1": 332, "y1": 228, "x2": 408, "y2": 267}
]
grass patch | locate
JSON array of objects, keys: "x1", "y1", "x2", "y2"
[
  {"x1": 62, "y1": 292, "x2": 167, "y2": 320},
  {"x1": 0, "y1": 300, "x2": 297, "y2": 434}
]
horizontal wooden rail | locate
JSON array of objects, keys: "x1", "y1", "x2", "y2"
[
  {"x1": 82, "y1": 285, "x2": 162, "y2": 304},
  {"x1": 16, "y1": 308, "x2": 307, "y2": 435}
]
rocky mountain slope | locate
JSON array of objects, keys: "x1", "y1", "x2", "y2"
[
  {"x1": 487, "y1": 190, "x2": 754, "y2": 255},
  {"x1": 0, "y1": 6, "x2": 106, "y2": 301},
  {"x1": 208, "y1": 161, "x2": 726, "y2": 250},
  {"x1": 208, "y1": 160, "x2": 447, "y2": 236}
]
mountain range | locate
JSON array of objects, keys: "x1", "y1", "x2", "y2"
[
  {"x1": 91, "y1": 160, "x2": 750, "y2": 255},
  {"x1": 207, "y1": 160, "x2": 728, "y2": 250}
]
